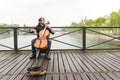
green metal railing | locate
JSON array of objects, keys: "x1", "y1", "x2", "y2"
[{"x1": 0, "y1": 27, "x2": 120, "y2": 52}]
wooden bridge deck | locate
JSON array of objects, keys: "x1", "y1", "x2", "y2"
[{"x1": 0, "y1": 50, "x2": 120, "y2": 80}]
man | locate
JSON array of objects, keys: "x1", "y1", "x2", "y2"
[{"x1": 30, "y1": 17, "x2": 54, "y2": 60}]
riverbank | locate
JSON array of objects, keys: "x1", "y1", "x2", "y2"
[{"x1": 86, "y1": 34, "x2": 120, "y2": 47}]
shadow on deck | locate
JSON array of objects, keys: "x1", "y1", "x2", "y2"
[{"x1": 0, "y1": 50, "x2": 120, "y2": 80}]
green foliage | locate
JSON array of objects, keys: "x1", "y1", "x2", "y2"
[
  {"x1": 109, "y1": 12, "x2": 120, "y2": 26},
  {"x1": 70, "y1": 22, "x2": 85, "y2": 27},
  {"x1": 70, "y1": 10, "x2": 120, "y2": 27},
  {"x1": 0, "y1": 24, "x2": 10, "y2": 32},
  {"x1": 85, "y1": 19, "x2": 94, "y2": 27},
  {"x1": 0, "y1": 24, "x2": 9, "y2": 27},
  {"x1": 68, "y1": 10, "x2": 120, "y2": 35},
  {"x1": 94, "y1": 17, "x2": 106, "y2": 26}
]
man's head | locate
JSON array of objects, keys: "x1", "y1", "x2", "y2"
[{"x1": 39, "y1": 17, "x2": 45, "y2": 24}]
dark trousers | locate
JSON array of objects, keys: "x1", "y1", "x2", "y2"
[{"x1": 31, "y1": 38, "x2": 51, "y2": 57}]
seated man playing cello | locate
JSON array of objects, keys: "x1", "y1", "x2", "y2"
[{"x1": 29, "y1": 17, "x2": 54, "y2": 60}]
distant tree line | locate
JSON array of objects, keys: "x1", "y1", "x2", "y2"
[
  {"x1": 0, "y1": 23, "x2": 29, "y2": 32},
  {"x1": 0, "y1": 24, "x2": 9, "y2": 27},
  {"x1": 70, "y1": 10, "x2": 120, "y2": 27}
]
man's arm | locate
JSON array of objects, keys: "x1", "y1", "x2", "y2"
[
  {"x1": 46, "y1": 26, "x2": 54, "y2": 34},
  {"x1": 45, "y1": 22, "x2": 54, "y2": 34},
  {"x1": 29, "y1": 28, "x2": 37, "y2": 34}
]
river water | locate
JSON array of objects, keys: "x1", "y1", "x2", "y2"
[{"x1": 0, "y1": 32, "x2": 119, "y2": 50}]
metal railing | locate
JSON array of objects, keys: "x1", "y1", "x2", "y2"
[{"x1": 0, "y1": 27, "x2": 120, "y2": 52}]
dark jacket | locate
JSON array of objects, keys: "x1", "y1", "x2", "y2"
[{"x1": 34, "y1": 24, "x2": 54, "y2": 38}]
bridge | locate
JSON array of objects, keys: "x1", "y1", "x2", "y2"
[{"x1": 0, "y1": 27, "x2": 120, "y2": 80}]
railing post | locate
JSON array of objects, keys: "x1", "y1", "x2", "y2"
[
  {"x1": 13, "y1": 27, "x2": 18, "y2": 52},
  {"x1": 82, "y1": 27, "x2": 86, "y2": 51}
]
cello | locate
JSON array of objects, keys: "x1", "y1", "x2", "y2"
[{"x1": 34, "y1": 22, "x2": 50, "y2": 50}]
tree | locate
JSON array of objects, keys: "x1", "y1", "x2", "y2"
[
  {"x1": 85, "y1": 19, "x2": 94, "y2": 27},
  {"x1": 0, "y1": 24, "x2": 9, "y2": 27},
  {"x1": 93, "y1": 17, "x2": 106, "y2": 26},
  {"x1": 109, "y1": 11, "x2": 120, "y2": 26}
]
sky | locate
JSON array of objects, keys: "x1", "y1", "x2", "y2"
[{"x1": 0, "y1": 0, "x2": 120, "y2": 26}]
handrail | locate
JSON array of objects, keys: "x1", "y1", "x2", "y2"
[
  {"x1": 0, "y1": 26, "x2": 120, "y2": 28},
  {"x1": 0, "y1": 26, "x2": 120, "y2": 52}
]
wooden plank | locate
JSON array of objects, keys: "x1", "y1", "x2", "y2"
[
  {"x1": 66, "y1": 74, "x2": 74, "y2": 80},
  {"x1": 96, "y1": 53, "x2": 120, "y2": 71},
  {"x1": 5, "y1": 54, "x2": 30, "y2": 80},
  {"x1": 45, "y1": 74, "x2": 52, "y2": 80},
  {"x1": 65, "y1": 51, "x2": 77, "y2": 73},
  {"x1": 69, "y1": 52, "x2": 84, "y2": 72},
  {"x1": 73, "y1": 74, "x2": 82, "y2": 80},
  {"x1": 53, "y1": 52, "x2": 59, "y2": 73},
  {"x1": 47, "y1": 52, "x2": 54, "y2": 73},
  {"x1": 78, "y1": 53, "x2": 96, "y2": 72},
  {"x1": 0, "y1": 52, "x2": 13, "y2": 60},
  {"x1": 0, "y1": 52, "x2": 6, "y2": 57},
  {"x1": 2, "y1": 54, "x2": 29, "y2": 75},
  {"x1": 73, "y1": 53, "x2": 90, "y2": 72},
  {"x1": 0, "y1": 54, "x2": 21, "y2": 70},
  {"x1": 79, "y1": 52, "x2": 98, "y2": 72},
  {"x1": 113, "y1": 72, "x2": 120, "y2": 79},
  {"x1": 103, "y1": 51, "x2": 119, "y2": 56},
  {"x1": 19, "y1": 60, "x2": 34, "y2": 80},
  {"x1": 61, "y1": 52, "x2": 71, "y2": 73},
  {"x1": 102, "y1": 52, "x2": 120, "y2": 69},
  {"x1": 58, "y1": 51, "x2": 65, "y2": 73},
  {"x1": 37, "y1": 57, "x2": 44, "y2": 66},
  {"x1": 1, "y1": 50, "x2": 120, "y2": 80},
  {"x1": 53, "y1": 74, "x2": 59, "y2": 80},
  {"x1": 87, "y1": 52, "x2": 108, "y2": 71},
  {"x1": 0, "y1": 75, "x2": 10, "y2": 80},
  {"x1": 80, "y1": 73, "x2": 89, "y2": 80},
  {"x1": 13, "y1": 75, "x2": 24, "y2": 80},
  {"x1": 19, "y1": 56, "x2": 34, "y2": 74},
  {"x1": 85, "y1": 53, "x2": 108, "y2": 71},
  {"x1": 42, "y1": 55, "x2": 49, "y2": 69},
  {"x1": 100, "y1": 73, "x2": 112, "y2": 80},
  {"x1": 86, "y1": 73, "x2": 97, "y2": 80},
  {"x1": 93, "y1": 73, "x2": 104, "y2": 80},
  {"x1": 8, "y1": 58, "x2": 30, "y2": 80},
  {"x1": 98, "y1": 52, "x2": 120, "y2": 69},
  {"x1": 0, "y1": 53, "x2": 12, "y2": 62},
  {"x1": 106, "y1": 53, "x2": 120, "y2": 64},
  {"x1": 0, "y1": 54, "x2": 25, "y2": 74},
  {"x1": 60, "y1": 74, "x2": 66, "y2": 80},
  {"x1": 0, "y1": 75, "x2": 3, "y2": 79},
  {"x1": 88, "y1": 53, "x2": 114, "y2": 71},
  {"x1": 20, "y1": 74, "x2": 30, "y2": 80},
  {"x1": 11, "y1": 53, "x2": 30, "y2": 74},
  {"x1": 107, "y1": 72, "x2": 120, "y2": 80},
  {"x1": 82, "y1": 53, "x2": 102, "y2": 72}
]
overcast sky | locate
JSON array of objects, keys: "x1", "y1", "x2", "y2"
[{"x1": 0, "y1": 0, "x2": 120, "y2": 26}]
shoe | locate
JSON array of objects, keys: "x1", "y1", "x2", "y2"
[
  {"x1": 45, "y1": 55, "x2": 51, "y2": 60},
  {"x1": 30, "y1": 56, "x2": 36, "y2": 59}
]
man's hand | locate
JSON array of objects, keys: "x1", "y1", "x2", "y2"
[
  {"x1": 51, "y1": 31, "x2": 54, "y2": 34},
  {"x1": 29, "y1": 29, "x2": 36, "y2": 33}
]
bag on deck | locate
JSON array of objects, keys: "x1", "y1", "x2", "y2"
[{"x1": 26, "y1": 66, "x2": 46, "y2": 76}]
